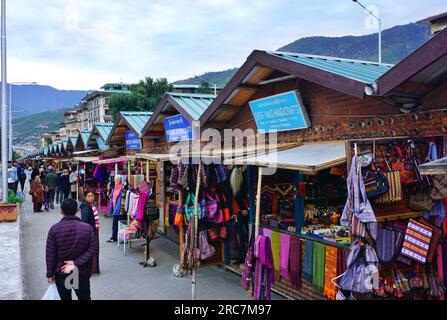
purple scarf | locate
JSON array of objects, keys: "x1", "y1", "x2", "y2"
[
  {"x1": 280, "y1": 233, "x2": 291, "y2": 279},
  {"x1": 253, "y1": 235, "x2": 275, "y2": 300},
  {"x1": 289, "y1": 236, "x2": 301, "y2": 288}
]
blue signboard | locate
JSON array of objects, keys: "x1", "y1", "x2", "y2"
[
  {"x1": 125, "y1": 130, "x2": 142, "y2": 150},
  {"x1": 163, "y1": 114, "x2": 193, "y2": 142},
  {"x1": 249, "y1": 90, "x2": 311, "y2": 133}
]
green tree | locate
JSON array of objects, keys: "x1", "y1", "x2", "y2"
[
  {"x1": 109, "y1": 77, "x2": 173, "y2": 120},
  {"x1": 197, "y1": 80, "x2": 213, "y2": 94}
]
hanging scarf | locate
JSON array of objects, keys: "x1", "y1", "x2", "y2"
[
  {"x1": 437, "y1": 244, "x2": 445, "y2": 300},
  {"x1": 271, "y1": 230, "x2": 280, "y2": 278},
  {"x1": 263, "y1": 228, "x2": 272, "y2": 240},
  {"x1": 92, "y1": 206, "x2": 100, "y2": 230},
  {"x1": 112, "y1": 183, "x2": 122, "y2": 207},
  {"x1": 312, "y1": 242, "x2": 326, "y2": 293},
  {"x1": 289, "y1": 236, "x2": 301, "y2": 289},
  {"x1": 253, "y1": 235, "x2": 264, "y2": 300},
  {"x1": 279, "y1": 233, "x2": 291, "y2": 279},
  {"x1": 264, "y1": 236, "x2": 275, "y2": 300},
  {"x1": 323, "y1": 246, "x2": 338, "y2": 300},
  {"x1": 303, "y1": 240, "x2": 314, "y2": 282},
  {"x1": 136, "y1": 191, "x2": 147, "y2": 221}
]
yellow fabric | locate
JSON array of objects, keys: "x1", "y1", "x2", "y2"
[
  {"x1": 323, "y1": 246, "x2": 338, "y2": 300},
  {"x1": 271, "y1": 230, "x2": 280, "y2": 278}
]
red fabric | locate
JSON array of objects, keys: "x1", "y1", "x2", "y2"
[{"x1": 112, "y1": 183, "x2": 122, "y2": 207}]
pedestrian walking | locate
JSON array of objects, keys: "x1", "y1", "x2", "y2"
[
  {"x1": 80, "y1": 190, "x2": 100, "y2": 275},
  {"x1": 107, "y1": 175, "x2": 126, "y2": 243},
  {"x1": 70, "y1": 169, "x2": 78, "y2": 200},
  {"x1": 55, "y1": 169, "x2": 63, "y2": 205},
  {"x1": 46, "y1": 198, "x2": 98, "y2": 301},
  {"x1": 18, "y1": 163, "x2": 27, "y2": 193},
  {"x1": 30, "y1": 176, "x2": 44, "y2": 212},
  {"x1": 45, "y1": 167, "x2": 59, "y2": 209},
  {"x1": 7, "y1": 161, "x2": 18, "y2": 194},
  {"x1": 60, "y1": 169, "x2": 71, "y2": 200},
  {"x1": 26, "y1": 166, "x2": 33, "y2": 190}
]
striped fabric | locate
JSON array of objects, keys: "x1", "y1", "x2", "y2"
[
  {"x1": 401, "y1": 219, "x2": 433, "y2": 264},
  {"x1": 375, "y1": 171, "x2": 402, "y2": 204}
]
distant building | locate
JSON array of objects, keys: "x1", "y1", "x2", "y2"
[
  {"x1": 63, "y1": 111, "x2": 80, "y2": 138},
  {"x1": 77, "y1": 82, "x2": 132, "y2": 130},
  {"x1": 39, "y1": 132, "x2": 52, "y2": 148},
  {"x1": 418, "y1": 12, "x2": 447, "y2": 36}
]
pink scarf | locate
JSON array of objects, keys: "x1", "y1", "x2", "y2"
[
  {"x1": 136, "y1": 191, "x2": 147, "y2": 221},
  {"x1": 279, "y1": 233, "x2": 291, "y2": 279},
  {"x1": 112, "y1": 184, "x2": 122, "y2": 207}
]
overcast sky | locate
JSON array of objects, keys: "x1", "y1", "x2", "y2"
[{"x1": 6, "y1": 0, "x2": 447, "y2": 90}]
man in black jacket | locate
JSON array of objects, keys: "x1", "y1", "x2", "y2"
[{"x1": 46, "y1": 198, "x2": 98, "y2": 300}]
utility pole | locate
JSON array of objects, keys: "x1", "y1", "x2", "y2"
[
  {"x1": 353, "y1": 0, "x2": 382, "y2": 64},
  {"x1": 195, "y1": 75, "x2": 218, "y2": 95},
  {"x1": 1, "y1": 0, "x2": 8, "y2": 200}
]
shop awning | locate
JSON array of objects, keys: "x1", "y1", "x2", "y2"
[
  {"x1": 92, "y1": 156, "x2": 132, "y2": 165},
  {"x1": 419, "y1": 156, "x2": 447, "y2": 175},
  {"x1": 72, "y1": 149, "x2": 99, "y2": 155},
  {"x1": 224, "y1": 142, "x2": 347, "y2": 172},
  {"x1": 73, "y1": 156, "x2": 100, "y2": 163}
]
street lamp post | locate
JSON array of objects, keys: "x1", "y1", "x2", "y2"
[
  {"x1": 9, "y1": 82, "x2": 37, "y2": 161},
  {"x1": 1, "y1": 0, "x2": 8, "y2": 200},
  {"x1": 195, "y1": 75, "x2": 217, "y2": 95},
  {"x1": 352, "y1": 0, "x2": 382, "y2": 64}
]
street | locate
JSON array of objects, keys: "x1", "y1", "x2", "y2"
[{"x1": 19, "y1": 194, "x2": 279, "y2": 300}]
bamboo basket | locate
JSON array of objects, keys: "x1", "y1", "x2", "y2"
[{"x1": 0, "y1": 203, "x2": 19, "y2": 222}]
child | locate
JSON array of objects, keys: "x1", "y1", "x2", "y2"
[{"x1": 44, "y1": 186, "x2": 51, "y2": 211}]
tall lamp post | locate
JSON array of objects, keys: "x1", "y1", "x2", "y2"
[
  {"x1": 352, "y1": 0, "x2": 382, "y2": 64},
  {"x1": 9, "y1": 82, "x2": 37, "y2": 161},
  {"x1": 1, "y1": 0, "x2": 7, "y2": 200},
  {"x1": 194, "y1": 75, "x2": 217, "y2": 95}
]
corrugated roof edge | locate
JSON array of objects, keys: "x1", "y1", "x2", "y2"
[
  {"x1": 265, "y1": 50, "x2": 395, "y2": 67},
  {"x1": 165, "y1": 92, "x2": 217, "y2": 99}
]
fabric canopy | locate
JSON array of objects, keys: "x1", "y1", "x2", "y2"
[
  {"x1": 224, "y1": 142, "x2": 347, "y2": 172},
  {"x1": 72, "y1": 149, "x2": 99, "y2": 155},
  {"x1": 92, "y1": 156, "x2": 131, "y2": 165},
  {"x1": 73, "y1": 156, "x2": 99, "y2": 163},
  {"x1": 419, "y1": 156, "x2": 447, "y2": 175}
]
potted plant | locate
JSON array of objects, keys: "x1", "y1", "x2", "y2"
[{"x1": 0, "y1": 189, "x2": 22, "y2": 222}]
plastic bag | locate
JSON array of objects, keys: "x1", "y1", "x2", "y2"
[{"x1": 41, "y1": 284, "x2": 61, "y2": 300}]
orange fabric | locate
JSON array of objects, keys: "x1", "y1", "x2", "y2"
[
  {"x1": 323, "y1": 246, "x2": 338, "y2": 300},
  {"x1": 112, "y1": 183, "x2": 122, "y2": 207}
]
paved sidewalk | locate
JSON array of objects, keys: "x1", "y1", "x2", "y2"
[
  {"x1": 20, "y1": 196, "x2": 282, "y2": 300},
  {"x1": 0, "y1": 215, "x2": 23, "y2": 300}
]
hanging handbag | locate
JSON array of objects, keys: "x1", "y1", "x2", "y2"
[
  {"x1": 201, "y1": 191, "x2": 218, "y2": 220},
  {"x1": 391, "y1": 143, "x2": 419, "y2": 185},
  {"x1": 375, "y1": 171, "x2": 402, "y2": 204},
  {"x1": 358, "y1": 150, "x2": 374, "y2": 168},
  {"x1": 428, "y1": 267, "x2": 445, "y2": 298},
  {"x1": 401, "y1": 219, "x2": 433, "y2": 264},
  {"x1": 219, "y1": 225, "x2": 227, "y2": 240},
  {"x1": 363, "y1": 168, "x2": 389, "y2": 198},
  {"x1": 408, "y1": 191, "x2": 434, "y2": 211},
  {"x1": 430, "y1": 175, "x2": 447, "y2": 200},
  {"x1": 418, "y1": 218, "x2": 443, "y2": 263},
  {"x1": 184, "y1": 192, "x2": 201, "y2": 222},
  {"x1": 199, "y1": 230, "x2": 215, "y2": 260},
  {"x1": 207, "y1": 193, "x2": 224, "y2": 224},
  {"x1": 375, "y1": 226, "x2": 404, "y2": 265},
  {"x1": 174, "y1": 207, "x2": 184, "y2": 227},
  {"x1": 208, "y1": 227, "x2": 218, "y2": 241}
]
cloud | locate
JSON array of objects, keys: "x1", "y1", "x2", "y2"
[{"x1": 5, "y1": 0, "x2": 447, "y2": 90}]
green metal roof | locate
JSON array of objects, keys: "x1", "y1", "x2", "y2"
[
  {"x1": 120, "y1": 112, "x2": 153, "y2": 136},
  {"x1": 94, "y1": 122, "x2": 114, "y2": 141},
  {"x1": 80, "y1": 130, "x2": 91, "y2": 145},
  {"x1": 70, "y1": 136, "x2": 78, "y2": 147},
  {"x1": 95, "y1": 136, "x2": 108, "y2": 151},
  {"x1": 167, "y1": 92, "x2": 216, "y2": 120},
  {"x1": 266, "y1": 51, "x2": 394, "y2": 84}
]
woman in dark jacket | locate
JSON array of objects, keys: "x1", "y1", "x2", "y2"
[
  {"x1": 59, "y1": 169, "x2": 71, "y2": 200},
  {"x1": 80, "y1": 191, "x2": 100, "y2": 275}
]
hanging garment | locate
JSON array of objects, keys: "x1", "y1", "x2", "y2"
[
  {"x1": 136, "y1": 191, "x2": 148, "y2": 221},
  {"x1": 437, "y1": 244, "x2": 445, "y2": 300},
  {"x1": 303, "y1": 240, "x2": 314, "y2": 282},
  {"x1": 253, "y1": 235, "x2": 265, "y2": 300},
  {"x1": 401, "y1": 219, "x2": 433, "y2": 264},
  {"x1": 130, "y1": 194, "x2": 140, "y2": 219},
  {"x1": 289, "y1": 236, "x2": 301, "y2": 289},
  {"x1": 230, "y1": 167, "x2": 243, "y2": 196},
  {"x1": 279, "y1": 233, "x2": 291, "y2": 279},
  {"x1": 263, "y1": 228, "x2": 272, "y2": 240},
  {"x1": 323, "y1": 246, "x2": 338, "y2": 300},
  {"x1": 125, "y1": 190, "x2": 131, "y2": 213},
  {"x1": 312, "y1": 242, "x2": 326, "y2": 293},
  {"x1": 253, "y1": 234, "x2": 275, "y2": 300},
  {"x1": 271, "y1": 231, "x2": 280, "y2": 278}
]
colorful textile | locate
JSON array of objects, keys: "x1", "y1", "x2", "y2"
[
  {"x1": 303, "y1": 240, "x2": 314, "y2": 282},
  {"x1": 323, "y1": 246, "x2": 338, "y2": 300},
  {"x1": 401, "y1": 219, "x2": 433, "y2": 264},
  {"x1": 112, "y1": 183, "x2": 122, "y2": 207},
  {"x1": 312, "y1": 242, "x2": 326, "y2": 293},
  {"x1": 279, "y1": 233, "x2": 291, "y2": 279},
  {"x1": 136, "y1": 191, "x2": 148, "y2": 221},
  {"x1": 270, "y1": 231, "x2": 280, "y2": 277},
  {"x1": 437, "y1": 244, "x2": 445, "y2": 300},
  {"x1": 263, "y1": 228, "x2": 272, "y2": 240},
  {"x1": 253, "y1": 235, "x2": 275, "y2": 300},
  {"x1": 92, "y1": 206, "x2": 100, "y2": 230},
  {"x1": 289, "y1": 236, "x2": 301, "y2": 289}
]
